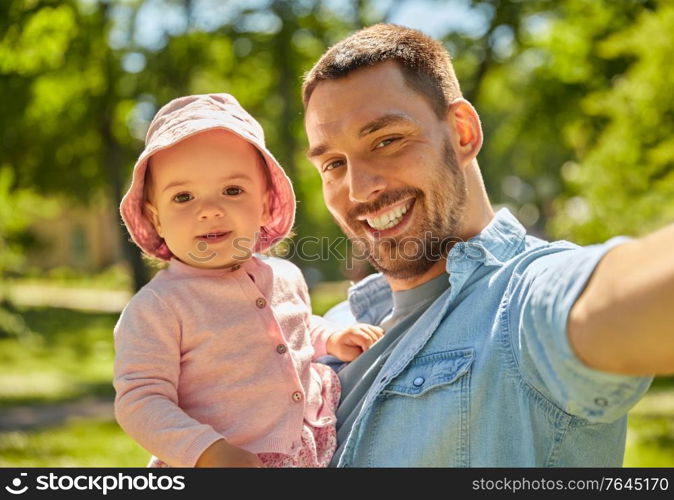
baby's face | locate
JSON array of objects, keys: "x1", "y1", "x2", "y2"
[{"x1": 145, "y1": 129, "x2": 270, "y2": 269}]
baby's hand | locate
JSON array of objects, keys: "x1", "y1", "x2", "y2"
[
  {"x1": 326, "y1": 324, "x2": 385, "y2": 362},
  {"x1": 196, "y1": 439, "x2": 263, "y2": 468}
]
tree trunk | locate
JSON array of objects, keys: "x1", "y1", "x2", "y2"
[{"x1": 98, "y1": 1, "x2": 148, "y2": 292}]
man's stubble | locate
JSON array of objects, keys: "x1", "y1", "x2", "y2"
[{"x1": 336, "y1": 138, "x2": 468, "y2": 280}]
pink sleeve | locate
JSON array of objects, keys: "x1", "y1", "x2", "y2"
[
  {"x1": 308, "y1": 314, "x2": 342, "y2": 358},
  {"x1": 113, "y1": 289, "x2": 223, "y2": 467},
  {"x1": 290, "y1": 265, "x2": 342, "y2": 358}
]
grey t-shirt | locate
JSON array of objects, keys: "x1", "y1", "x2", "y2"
[{"x1": 329, "y1": 271, "x2": 450, "y2": 467}]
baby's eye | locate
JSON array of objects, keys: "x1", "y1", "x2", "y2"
[
  {"x1": 173, "y1": 192, "x2": 193, "y2": 203},
  {"x1": 224, "y1": 187, "x2": 244, "y2": 196}
]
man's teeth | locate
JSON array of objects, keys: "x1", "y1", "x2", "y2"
[{"x1": 366, "y1": 201, "x2": 411, "y2": 230}]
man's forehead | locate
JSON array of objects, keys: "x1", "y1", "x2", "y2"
[{"x1": 304, "y1": 62, "x2": 423, "y2": 146}]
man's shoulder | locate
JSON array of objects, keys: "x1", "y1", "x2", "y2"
[{"x1": 510, "y1": 234, "x2": 629, "y2": 278}]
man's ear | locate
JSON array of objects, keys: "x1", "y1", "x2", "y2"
[
  {"x1": 445, "y1": 98, "x2": 483, "y2": 169},
  {"x1": 144, "y1": 202, "x2": 163, "y2": 238}
]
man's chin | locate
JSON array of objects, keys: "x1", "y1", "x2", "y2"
[{"x1": 367, "y1": 255, "x2": 441, "y2": 280}]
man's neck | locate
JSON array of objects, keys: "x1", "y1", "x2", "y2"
[
  {"x1": 385, "y1": 161, "x2": 496, "y2": 291},
  {"x1": 387, "y1": 201, "x2": 496, "y2": 291},
  {"x1": 388, "y1": 258, "x2": 448, "y2": 292}
]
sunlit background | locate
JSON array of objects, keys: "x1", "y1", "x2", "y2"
[{"x1": 1, "y1": 0, "x2": 673, "y2": 466}]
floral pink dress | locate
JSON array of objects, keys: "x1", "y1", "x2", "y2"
[{"x1": 148, "y1": 362, "x2": 340, "y2": 468}]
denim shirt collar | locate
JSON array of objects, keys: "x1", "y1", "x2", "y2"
[{"x1": 347, "y1": 208, "x2": 526, "y2": 322}]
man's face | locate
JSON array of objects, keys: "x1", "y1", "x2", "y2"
[{"x1": 304, "y1": 61, "x2": 468, "y2": 279}]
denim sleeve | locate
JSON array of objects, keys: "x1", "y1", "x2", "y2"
[
  {"x1": 323, "y1": 300, "x2": 357, "y2": 327},
  {"x1": 510, "y1": 237, "x2": 653, "y2": 423}
]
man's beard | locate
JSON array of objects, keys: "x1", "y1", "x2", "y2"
[{"x1": 336, "y1": 139, "x2": 467, "y2": 280}]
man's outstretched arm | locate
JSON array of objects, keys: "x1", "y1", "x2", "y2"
[{"x1": 569, "y1": 223, "x2": 674, "y2": 375}]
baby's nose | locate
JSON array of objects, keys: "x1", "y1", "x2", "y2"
[{"x1": 197, "y1": 202, "x2": 224, "y2": 219}]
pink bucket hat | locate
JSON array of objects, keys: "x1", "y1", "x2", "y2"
[{"x1": 120, "y1": 93, "x2": 296, "y2": 260}]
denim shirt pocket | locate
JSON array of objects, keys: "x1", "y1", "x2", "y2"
[
  {"x1": 383, "y1": 350, "x2": 474, "y2": 397},
  {"x1": 353, "y1": 348, "x2": 475, "y2": 467}
]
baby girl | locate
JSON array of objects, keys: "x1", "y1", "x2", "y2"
[{"x1": 113, "y1": 94, "x2": 383, "y2": 467}]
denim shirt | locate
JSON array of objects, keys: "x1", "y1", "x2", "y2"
[{"x1": 324, "y1": 208, "x2": 653, "y2": 467}]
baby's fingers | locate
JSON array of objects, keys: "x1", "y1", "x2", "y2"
[
  {"x1": 353, "y1": 324, "x2": 384, "y2": 343},
  {"x1": 367, "y1": 325, "x2": 385, "y2": 340},
  {"x1": 347, "y1": 331, "x2": 374, "y2": 350}
]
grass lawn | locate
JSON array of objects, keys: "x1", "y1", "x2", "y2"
[
  {"x1": 0, "y1": 418, "x2": 148, "y2": 467},
  {"x1": 0, "y1": 306, "x2": 117, "y2": 407},
  {"x1": 1, "y1": 293, "x2": 673, "y2": 467}
]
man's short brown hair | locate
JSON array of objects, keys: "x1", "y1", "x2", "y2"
[{"x1": 302, "y1": 24, "x2": 462, "y2": 118}]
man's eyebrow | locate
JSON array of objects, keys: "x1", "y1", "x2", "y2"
[
  {"x1": 306, "y1": 113, "x2": 415, "y2": 160},
  {"x1": 358, "y1": 113, "x2": 415, "y2": 137},
  {"x1": 306, "y1": 143, "x2": 328, "y2": 160}
]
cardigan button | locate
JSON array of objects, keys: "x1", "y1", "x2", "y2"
[
  {"x1": 292, "y1": 391, "x2": 303, "y2": 402},
  {"x1": 276, "y1": 344, "x2": 287, "y2": 354},
  {"x1": 256, "y1": 297, "x2": 267, "y2": 308}
]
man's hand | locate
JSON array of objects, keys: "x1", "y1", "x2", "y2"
[
  {"x1": 326, "y1": 324, "x2": 385, "y2": 362},
  {"x1": 195, "y1": 439, "x2": 263, "y2": 468}
]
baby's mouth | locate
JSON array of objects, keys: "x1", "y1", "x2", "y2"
[{"x1": 196, "y1": 231, "x2": 231, "y2": 242}]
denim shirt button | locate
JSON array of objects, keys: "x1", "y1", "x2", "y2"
[
  {"x1": 413, "y1": 377, "x2": 425, "y2": 387},
  {"x1": 594, "y1": 397, "x2": 608, "y2": 407}
]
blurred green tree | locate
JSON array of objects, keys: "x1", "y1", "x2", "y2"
[
  {"x1": 2, "y1": 0, "x2": 672, "y2": 296},
  {"x1": 0, "y1": 0, "x2": 148, "y2": 289},
  {"x1": 549, "y1": 0, "x2": 674, "y2": 242},
  {"x1": 464, "y1": 0, "x2": 673, "y2": 242}
]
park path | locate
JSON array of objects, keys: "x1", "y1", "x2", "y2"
[
  {"x1": 2, "y1": 283, "x2": 131, "y2": 313},
  {"x1": 0, "y1": 397, "x2": 114, "y2": 431}
]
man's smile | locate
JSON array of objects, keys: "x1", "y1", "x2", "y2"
[{"x1": 356, "y1": 198, "x2": 416, "y2": 238}]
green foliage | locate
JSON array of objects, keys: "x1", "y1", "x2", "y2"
[
  {"x1": 2, "y1": 0, "x2": 674, "y2": 276},
  {"x1": 551, "y1": 0, "x2": 674, "y2": 242},
  {"x1": 0, "y1": 419, "x2": 148, "y2": 467},
  {"x1": 625, "y1": 415, "x2": 674, "y2": 467},
  {"x1": 0, "y1": 306, "x2": 117, "y2": 406},
  {"x1": 0, "y1": 0, "x2": 368, "y2": 281},
  {"x1": 0, "y1": 167, "x2": 58, "y2": 337},
  {"x1": 469, "y1": 0, "x2": 674, "y2": 242}
]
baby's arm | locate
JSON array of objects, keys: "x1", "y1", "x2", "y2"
[
  {"x1": 293, "y1": 270, "x2": 383, "y2": 361},
  {"x1": 324, "y1": 322, "x2": 384, "y2": 361},
  {"x1": 114, "y1": 288, "x2": 257, "y2": 467}
]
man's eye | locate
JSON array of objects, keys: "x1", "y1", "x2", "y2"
[
  {"x1": 324, "y1": 159, "x2": 345, "y2": 172},
  {"x1": 375, "y1": 138, "x2": 398, "y2": 149},
  {"x1": 173, "y1": 192, "x2": 193, "y2": 203},
  {"x1": 224, "y1": 187, "x2": 243, "y2": 196}
]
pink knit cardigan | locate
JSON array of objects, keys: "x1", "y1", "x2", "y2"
[{"x1": 113, "y1": 256, "x2": 340, "y2": 467}]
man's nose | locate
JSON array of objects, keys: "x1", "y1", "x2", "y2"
[
  {"x1": 347, "y1": 158, "x2": 387, "y2": 203},
  {"x1": 197, "y1": 198, "x2": 224, "y2": 220}
]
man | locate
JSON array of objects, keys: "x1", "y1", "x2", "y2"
[{"x1": 301, "y1": 24, "x2": 673, "y2": 467}]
